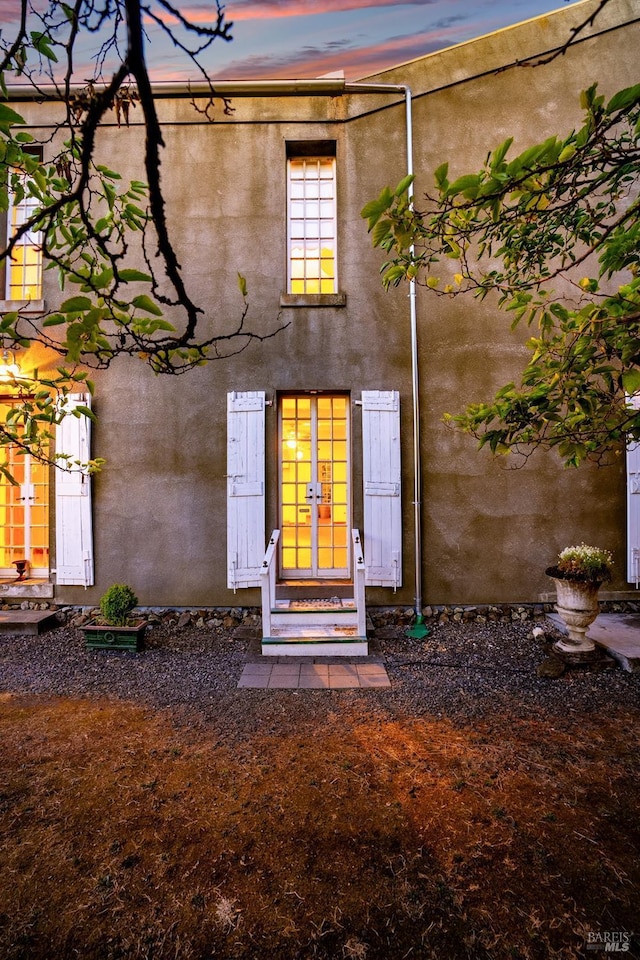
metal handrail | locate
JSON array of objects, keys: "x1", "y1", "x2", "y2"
[
  {"x1": 351, "y1": 529, "x2": 367, "y2": 637},
  {"x1": 260, "y1": 530, "x2": 280, "y2": 638}
]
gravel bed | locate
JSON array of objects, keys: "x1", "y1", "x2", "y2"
[{"x1": 1, "y1": 616, "x2": 638, "y2": 741}]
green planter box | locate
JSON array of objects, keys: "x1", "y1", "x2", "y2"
[{"x1": 83, "y1": 622, "x2": 146, "y2": 652}]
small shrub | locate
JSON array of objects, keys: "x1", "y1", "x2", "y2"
[{"x1": 99, "y1": 583, "x2": 138, "y2": 626}]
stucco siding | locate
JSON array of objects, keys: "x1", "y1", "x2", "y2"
[{"x1": 7, "y1": 0, "x2": 638, "y2": 606}]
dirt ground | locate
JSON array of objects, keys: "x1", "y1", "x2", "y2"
[{"x1": 1, "y1": 674, "x2": 639, "y2": 960}]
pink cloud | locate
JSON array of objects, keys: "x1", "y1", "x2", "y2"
[
  {"x1": 154, "y1": 0, "x2": 437, "y2": 25},
  {"x1": 0, "y1": 1, "x2": 26, "y2": 24},
  {"x1": 197, "y1": 24, "x2": 467, "y2": 82}
]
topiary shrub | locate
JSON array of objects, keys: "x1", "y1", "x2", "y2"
[{"x1": 99, "y1": 583, "x2": 139, "y2": 626}]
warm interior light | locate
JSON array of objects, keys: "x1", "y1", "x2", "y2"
[{"x1": 0, "y1": 348, "x2": 21, "y2": 382}]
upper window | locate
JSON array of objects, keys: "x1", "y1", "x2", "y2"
[
  {"x1": 6, "y1": 163, "x2": 43, "y2": 301},
  {"x1": 287, "y1": 155, "x2": 337, "y2": 295}
]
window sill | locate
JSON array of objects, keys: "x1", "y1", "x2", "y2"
[
  {"x1": 0, "y1": 299, "x2": 46, "y2": 315},
  {"x1": 280, "y1": 293, "x2": 347, "y2": 308}
]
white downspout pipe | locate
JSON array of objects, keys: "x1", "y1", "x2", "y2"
[
  {"x1": 405, "y1": 90, "x2": 423, "y2": 622},
  {"x1": 346, "y1": 83, "x2": 424, "y2": 623}
]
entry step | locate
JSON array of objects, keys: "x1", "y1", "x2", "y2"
[
  {"x1": 274, "y1": 598, "x2": 356, "y2": 611},
  {"x1": 268, "y1": 623, "x2": 359, "y2": 637},
  {"x1": 0, "y1": 610, "x2": 58, "y2": 635},
  {"x1": 269, "y1": 602, "x2": 359, "y2": 630},
  {"x1": 262, "y1": 636, "x2": 369, "y2": 657}
]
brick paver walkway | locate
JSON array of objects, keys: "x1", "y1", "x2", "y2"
[{"x1": 238, "y1": 660, "x2": 391, "y2": 689}]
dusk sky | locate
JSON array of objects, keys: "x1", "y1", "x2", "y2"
[
  {"x1": 205, "y1": 0, "x2": 585, "y2": 81},
  {"x1": 1, "y1": 0, "x2": 589, "y2": 82}
]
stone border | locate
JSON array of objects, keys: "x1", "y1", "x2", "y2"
[{"x1": 3, "y1": 601, "x2": 639, "y2": 629}]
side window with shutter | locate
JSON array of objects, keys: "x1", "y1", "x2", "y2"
[
  {"x1": 55, "y1": 394, "x2": 94, "y2": 586},
  {"x1": 227, "y1": 391, "x2": 266, "y2": 589},
  {"x1": 361, "y1": 390, "x2": 402, "y2": 588}
]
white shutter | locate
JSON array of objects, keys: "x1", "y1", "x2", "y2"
[
  {"x1": 55, "y1": 393, "x2": 94, "y2": 586},
  {"x1": 362, "y1": 390, "x2": 402, "y2": 587},
  {"x1": 627, "y1": 396, "x2": 640, "y2": 585},
  {"x1": 227, "y1": 391, "x2": 266, "y2": 589}
]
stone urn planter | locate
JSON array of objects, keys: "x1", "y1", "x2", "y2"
[{"x1": 546, "y1": 543, "x2": 613, "y2": 661}]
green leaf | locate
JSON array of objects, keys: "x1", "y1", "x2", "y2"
[
  {"x1": 434, "y1": 162, "x2": 449, "y2": 191},
  {"x1": 558, "y1": 143, "x2": 576, "y2": 163},
  {"x1": 491, "y1": 137, "x2": 513, "y2": 168},
  {"x1": 382, "y1": 264, "x2": 407, "y2": 287},
  {"x1": 607, "y1": 84, "x2": 640, "y2": 114},
  {"x1": 371, "y1": 219, "x2": 392, "y2": 247},
  {"x1": 623, "y1": 370, "x2": 640, "y2": 395},
  {"x1": 0, "y1": 103, "x2": 26, "y2": 126},
  {"x1": 0, "y1": 465, "x2": 19, "y2": 487},
  {"x1": 118, "y1": 269, "x2": 152, "y2": 283},
  {"x1": 132, "y1": 294, "x2": 163, "y2": 316},
  {"x1": 91, "y1": 268, "x2": 114, "y2": 290},
  {"x1": 124, "y1": 203, "x2": 146, "y2": 219},
  {"x1": 72, "y1": 404, "x2": 96, "y2": 422},
  {"x1": 445, "y1": 174, "x2": 481, "y2": 199},
  {"x1": 361, "y1": 187, "x2": 394, "y2": 229},
  {"x1": 96, "y1": 165, "x2": 122, "y2": 179},
  {"x1": 394, "y1": 174, "x2": 414, "y2": 198},
  {"x1": 237, "y1": 273, "x2": 247, "y2": 297},
  {"x1": 60, "y1": 296, "x2": 93, "y2": 312},
  {"x1": 30, "y1": 30, "x2": 58, "y2": 63}
]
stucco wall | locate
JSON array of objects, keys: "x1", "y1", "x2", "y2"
[{"x1": 9, "y1": 0, "x2": 639, "y2": 607}]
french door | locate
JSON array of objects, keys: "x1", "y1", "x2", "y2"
[
  {"x1": 279, "y1": 394, "x2": 350, "y2": 578},
  {"x1": 0, "y1": 444, "x2": 50, "y2": 578}
]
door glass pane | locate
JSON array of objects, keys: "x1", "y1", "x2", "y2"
[
  {"x1": 279, "y1": 394, "x2": 349, "y2": 577},
  {"x1": 280, "y1": 397, "x2": 314, "y2": 574},
  {"x1": 0, "y1": 406, "x2": 50, "y2": 574},
  {"x1": 318, "y1": 396, "x2": 349, "y2": 571}
]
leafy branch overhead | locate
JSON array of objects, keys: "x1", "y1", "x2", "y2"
[
  {"x1": 0, "y1": 0, "x2": 284, "y2": 473},
  {"x1": 362, "y1": 83, "x2": 640, "y2": 467}
]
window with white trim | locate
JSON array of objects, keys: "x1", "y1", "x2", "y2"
[
  {"x1": 5, "y1": 161, "x2": 43, "y2": 301},
  {"x1": 287, "y1": 152, "x2": 337, "y2": 295}
]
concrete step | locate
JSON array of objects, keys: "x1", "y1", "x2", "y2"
[
  {"x1": 269, "y1": 612, "x2": 358, "y2": 629},
  {"x1": 263, "y1": 608, "x2": 365, "y2": 654},
  {"x1": 264, "y1": 617, "x2": 358, "y2": 638},
  {"x1": 269, "y1": 599, "x2": 358, "y2": 629},
  {"x1": 0, "y1": 610, "x2": 58, "y2": 635},
  {"x1": 548, "y1": 612, "x2": 640, "y2": 672},
  {"x1": 274, "y1": 598, "x2": 356, "y2": 610},
  {"x1": 261, "y1": 637, "x2": 369, "y2": 657}
]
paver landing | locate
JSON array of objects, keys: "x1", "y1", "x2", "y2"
[{"x1": 238, "y1": 660, "x2": 390, "y2": 689}]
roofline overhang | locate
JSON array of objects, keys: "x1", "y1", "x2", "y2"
[{"x1": 6, "y1": 78, "x2": 410, "y2": 101}]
